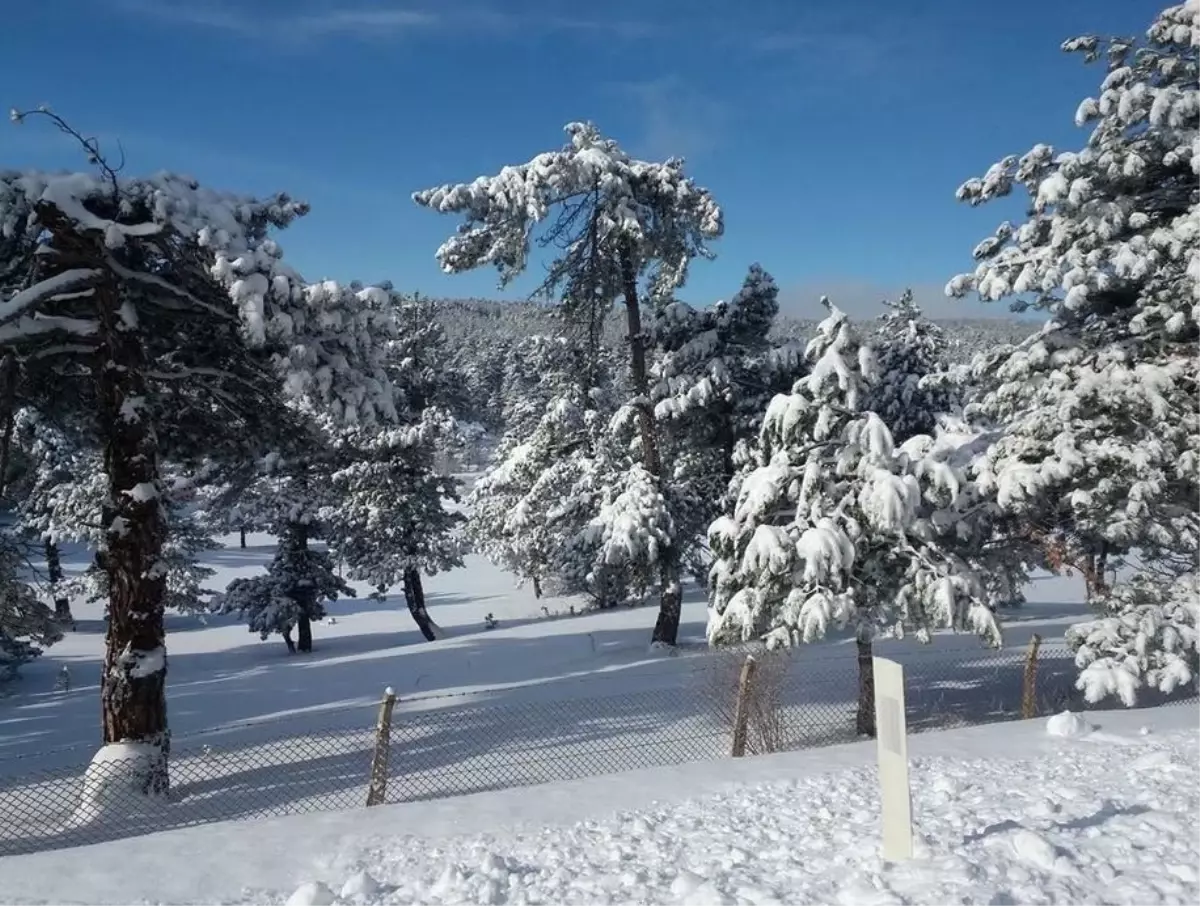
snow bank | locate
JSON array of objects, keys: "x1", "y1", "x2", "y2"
[
  {"x1": 67, "y1": 742, "x2": 165, "y2": 828},
  {"x1": 1, "y1": 708, "x2": 1194, "y2": 905},
  {"x1": 1045, "y1": 709, "x2": 1092, "y2": 738}
]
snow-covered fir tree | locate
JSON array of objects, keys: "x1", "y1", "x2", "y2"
[
  {"x1": 945, "y1": 4, "x2": 1198, "y2": 701},
  {"x1": 650, "y1": 264, "x2": 804, "y2": 583},
  {"x1": 219, "y1": 520, "x2": 354, "y2": 653},
  {"x1": 0, "y1": 533, "x2": 62, "y2": 682},
  {"x1": 708, "y1": 300, "x2": 1002, "y2": 735},
  {"x1": 465, "y1": 338, "x2": 624, "y2": 602},
  {"x1": 414, "y1": 121, "x2": 723, "y2": 646},
  {"x1": 868, "y1": 290, "x2": 959, "y2": 443},
  {"x1": 9, "y1": 408, "x2": 104, "y2": 624},
  {"x1": 329, "y1": 293, "x2": 466, "y2": 642}
]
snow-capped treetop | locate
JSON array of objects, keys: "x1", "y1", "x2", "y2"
[
  {"x1": 869, "y1": 290, "x2": 959, "y2": 443},
  {"x1": 413, "y1": 121, "x2": 723, "y2": 302},
  {"x1": 0, "y1": 119, "x2": 397, "y2": 430},
  {"x1": 946, "y1": 2, "x2": 1198, "y2": 341},
  {"x1": 0, "y1": 166, "x2": 307, "y2": 345}
]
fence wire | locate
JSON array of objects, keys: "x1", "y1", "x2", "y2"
[{"x1": 0, "y1": 640, "x2": 1194, "y2": 856}]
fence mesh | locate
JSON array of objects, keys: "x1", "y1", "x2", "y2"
[{"x1": 0, "y1": 639, "x2": 1194, "y2": 856}]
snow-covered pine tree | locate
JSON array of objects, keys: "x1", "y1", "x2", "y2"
[
  {"x1": 946, "y1": 4, "x2": 1199, "y2": 613},
  {"x1": 868, "y1": 290, "x2": 959, "y2": 443},
  {"x1": 708, "y1": 300, "x2": 1001, "y2": 735},
  {"x1": 0, "y1": 111, "x2": 392, "y2": 788},
  {"x1": 217, "y1": 279, "x2": 398, "y2": 652},
  {"x1": 219, "y1": 520, "x2": 353, "y2": 653},
  {"x1": 328, "y1": 292, "x2": 466, "y2": 642},
  {"x1": 650, "y1": 264, "x2": 801, "y2": 583},
  {"x1": 9, "y1": 408, "x2": 104, "y2": 625},
  {"x1": 329, "y1": 411, "x2": 464, "y2": 641},
  {"x1": 468, "y1": 339, "x2": 618, "y2": 601},
  {"x1": 0, "y1": 533, "x2": 61, "y2": 682},
  {"x1": 414, "y1": 121, "x2": 723, "y2": 646}
]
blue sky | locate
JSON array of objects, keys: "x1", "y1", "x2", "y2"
[{"x1": 3, "y1": 0, "x2": 1165, "y2": 318}]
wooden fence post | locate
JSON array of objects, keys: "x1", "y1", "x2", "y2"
[
  {"x1": 365, "y1": 686, "x2": 398, "y2": 807},
  {"x1": 731, "y1": 655, "x2": 758, "y2": 758},
  {"x1": 1021, "y1": 634, "x2": 1043, "y2": 719}
]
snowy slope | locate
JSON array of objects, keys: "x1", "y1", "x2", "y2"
[{"x1": 0, "y1": 707, "x2": 1195, "y2": 905}]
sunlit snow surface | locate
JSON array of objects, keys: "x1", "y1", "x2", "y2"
[{"x1": 0, "y1": 708, "x2": 1195, "y2": 905}]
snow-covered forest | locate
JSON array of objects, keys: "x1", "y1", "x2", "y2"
[{"x1": 0, "y1": 0, "x2": 1195, "y2": 804}]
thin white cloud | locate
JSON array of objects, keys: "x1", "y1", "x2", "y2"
[
  {"x1": 611, "y1": 75, "x2": 729, "y2": 163},
  {"x1": 110, "y1": 0, "x2": 656, "y2": 45}
]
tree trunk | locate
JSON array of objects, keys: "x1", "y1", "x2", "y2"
[
  {"x1": 239, "y1": 525, "x2": 247, "y2": 549},
  {"x1": 403, "y1": 568, "x2": 439, "y2": 642},
  {"x1": 619, "y1": 247, "x2": 682, "y2": 647},
  {"x1": 286, "y1": 523, "x2": 316, "y2": 653},
  {"x1": 296, "y1": 612, "x2": 313, "y2": 653},
  {"x1": 856, "y1": 635, "x2": 876, "y2": 738},
  {"x1": 94, "y1": 273, "x2": 170, "y2": 795},
  {"x1": 282, "y1": 626, "x2": 296, "y2": 654},
  {"x1": 44, "y1": 539, "x2": 74, "y2": 627},
  {"x1": 1085, "y1": 542, "x2": 1110, "y2": 603},
  {"x1": 532, "y1": 575, "x2": 543, "y2": 599}
]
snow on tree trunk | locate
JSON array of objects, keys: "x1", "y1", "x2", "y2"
[
  {"x1": 855, "y1": 635, "x2": 876, "y2": 738},
  {"x1": 92, "y1": 269, "x2": 170, "y2": 795},
  {"x1": 620, "y1": 251, "x2": 682, "y2": 647},
  {"x1": 68, "y1": 741, "x2": 168, "y2": 827},
  {"x1": 403, "y1": 568, "x2": 440, "y2": 642}
]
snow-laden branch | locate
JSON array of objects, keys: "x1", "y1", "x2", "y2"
[{"x1": 0, "y1": 268, "x2": 100, "y2": 326}]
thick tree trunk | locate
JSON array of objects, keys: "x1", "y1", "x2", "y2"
[
  {"x1": 619, "y1": 249, "x2": 682, "y2": 647},
  {"x1": 403, "y1": 568, "x2": 439, "y2": 642},
  {"x1": 296, "y1": 613, "x2": 313, "y2": 653},
  {"x1": 532, "y1": 575, "x2": 543, "y2": 599},
  {"x1": 44, "y1": 539, "x2": 74, "y2": 627},
  {"x1": 94, "y1": 274, "x2": 170, "y2": 795},
  {"x1": 239, "y1": 525, "x2": 247, "y2": 549},
  {"x1": 856, "y1": 635, "x2": 876, "y2": 738}
]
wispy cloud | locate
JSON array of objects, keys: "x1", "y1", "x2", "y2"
[
  {"x1": 610, "y1": 75, "x2": 730, "y2": 164},
  {"x1": 110, "y1": 0, "x2": 658, "y2": 45}
]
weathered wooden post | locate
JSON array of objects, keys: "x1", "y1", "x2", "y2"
[
  {"x1": 731, "y1": 655, "x2": 758, "y2": 757},
  {"x1": 365, "y1": 686, "x2": 398, "y2": 807},
  {"x1": 1021, "y1": 634, "x2": 1043, "y2": 719}
]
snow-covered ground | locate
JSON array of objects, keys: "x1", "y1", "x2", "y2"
[
  {"x1": 0, "y1": 707, "x2": 1195, "y2": 905},
  {"x1": 0, "y1": 532, "x2": 1096, "y2": 767},
  {"x1": 2, "y1": 528, "x2": 1179, "y2": 859}
]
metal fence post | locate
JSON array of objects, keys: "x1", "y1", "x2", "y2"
[{"x1": 365, "y1": 687, "x2": 398, "y2": 807}]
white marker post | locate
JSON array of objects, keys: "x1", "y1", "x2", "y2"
[{"x1": 873, "y1": 656, "x2": 914, "y2": 861}]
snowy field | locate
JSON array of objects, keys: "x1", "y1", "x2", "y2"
[
  {"x1": 1, "y1": 529, "x2": 1191, "y2": 858},
  {"x1": 0, "y1": 707, "x2": 1196, "y2": 905}
]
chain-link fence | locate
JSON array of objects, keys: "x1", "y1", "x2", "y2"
[{"x1": 0, "y1": 637, "x2": 1194, "y2": 856}]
